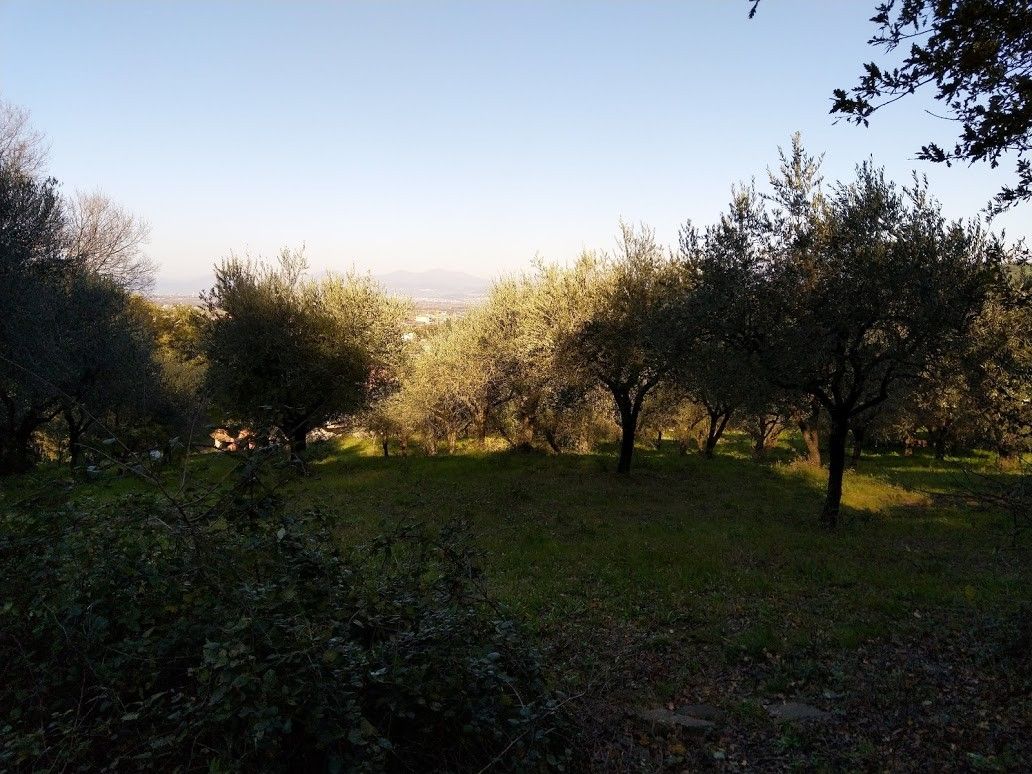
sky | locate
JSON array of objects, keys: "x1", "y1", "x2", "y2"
[{"x1": 1, "y1": 1, "x2": 1027, "y2": 292}]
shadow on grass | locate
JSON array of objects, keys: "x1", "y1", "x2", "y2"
[
  {"x1": 300, "y1": 432, "x2": 960, "y2": 532},
  {"x1": 8, "y1": 432, "x2": 1026, "y2": 658},
  {"x1": 855, "y1": 449, "x2": 1015, "y2": 496}
]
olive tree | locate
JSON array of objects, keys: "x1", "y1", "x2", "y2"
[
  {"x1": 673, "y1": 337, "x2": 753, "y2": 458},
  {"x1": 895, "y1": 273, "x2": 1032, "y2": 461},
  {"x1": 465, "y1": 276, "x2": 600, "y2": 452},
  {"x1": 54, "y1": 285, "x2": 162, "y2": 468},
  {"x1": 695, "y1": 140, "x2": 1004, "y2": 526},
  {"x1": 202, "y1": 250, "x2": 405, "y2": 453},
  {"x1": 681, "y1": 185, "x2": 773, "y2": 459},
  {"x1": 0, "y1": 164, "x2": 157, "y2": 472},
  {"x1": 0, "y1": 161, "x2": 73, "y2": 472},
  {"x1": 540, "y1": 223, "x2": 691, "y2": 473},
  {"x1": 395, "y1": 325, "x2": 479, "y2": 454},
  {"x1": 760, "y1": 163, "x2": 1002, "y2": 526}
]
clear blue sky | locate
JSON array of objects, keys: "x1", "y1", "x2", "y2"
[{"x1": 2, "y1": 1, "x2": 1025, "y2": 291}]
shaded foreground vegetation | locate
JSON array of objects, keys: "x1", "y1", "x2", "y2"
[
  {"x1": 1, "y1": 460, "x2": 572, "y2": 771},
  {"x1": 4, "y1": 434, "x2": 1029, "y2": 770}
]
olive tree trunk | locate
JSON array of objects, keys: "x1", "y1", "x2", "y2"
[
  {"x1": 703, "y1": 409, "x2": 732, "y2": 458},
  {"x1": 797, "y1": 399, "x2": 821, "y2": 467},
  {"x1": 615, "y1": 391, "x2": 642, "y2": 474},
  {"x1": 849, "y1": 423, "x2": 866, "y2": 468},
  {"x1": 290, "y1": 422, "x2": 309, "y2": 453},
  {"x1": 821, "y1": 413, "x2": 849, "y2": 528}
]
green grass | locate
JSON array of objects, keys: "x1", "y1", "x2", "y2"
[
  {"x1": 293, "y1": 433, "x2": 1028, "y2": 651},
  {"x1": 6, "y1": 432, "x2": 1028, "y2": 657}
]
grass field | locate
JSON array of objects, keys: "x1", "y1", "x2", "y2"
[
  {"x1": 5, "y1": 433, "x2": 1030, "y2": 769},
  {"x1": 289, "y1": 437, "x2": 1017, "y2": 647}
]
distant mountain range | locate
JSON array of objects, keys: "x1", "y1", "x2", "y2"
[
  {"x1": 154, "y1": 275, "x2": 212, "y2": 298},
  {"x1": 374, "y1": 269, "x2": 490, "y2": 301},
  {"x1": 154, "y1": 269, "x2": 491, "y2": 302}
]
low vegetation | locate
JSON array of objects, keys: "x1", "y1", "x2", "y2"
[
  {"x1": 3, "y1": 435, "x2": 1029, "y2": 769},
  {"x1": 1, "y1": 468, "x2": 572, "y2": 771}
]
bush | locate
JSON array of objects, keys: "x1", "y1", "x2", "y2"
[{"x1": 0, "y1": 497, "x2": 571, "y2": 771}]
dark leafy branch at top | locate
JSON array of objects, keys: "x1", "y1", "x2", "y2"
[{"x1": 750, "y1": 0, "x2": 1032, "y2": 214}]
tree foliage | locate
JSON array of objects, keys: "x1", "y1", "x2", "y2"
[
  {"x1": 541, "y1": 224, "x2": 691, "y2": 472},
  {"x1": 0, "y1": 103, "x2": 162, "y2": 473},
  {"x1": 66, "y1": 189, "x2": 154, "y2": 293},
  {"x1": 202, "y1": 250, "x2": 407, "y2": 452},
  {"x1": 830, "y1": 0, "x2": 1032, "y2": 212},
  {"x1": 695, "y1": 136, "x2": 1008, "y2": 524}
]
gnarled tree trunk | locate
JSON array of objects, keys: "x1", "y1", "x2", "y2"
[
  {"x1": 290, "y1": 422, "x2": 309, "y2": 454},
  {"x1": 702, "y1": 408, "x2": 732, "y2": 459},
  {"x1": 64, "y1": 407, "x2": 94, "y2": 471},
  {"x1": 0, "y1": 397, "x2": 54, "y2": 475},
  {"x1": 750, "y1": 413, "x2": 784, "y2": 460},
  {"x1": 849, "y1": 423, "x2": 866, "y2": 468},
  {"x1": 821, "y1": 413, "x2": 849, "y2": 528},
  {"x1": 615, "y1": 391, "x2": 642, "y2": 474},
  {"x1": 797, "y1": 399, "x2": 821, "y2": 467}
]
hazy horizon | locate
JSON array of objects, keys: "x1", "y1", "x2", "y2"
[
  {"x1": 4, "y1": 1, "x2": 1028, "y2": 288},
  {"x1": 153, "y1": 266, "x2": 494, "y2": 298}
]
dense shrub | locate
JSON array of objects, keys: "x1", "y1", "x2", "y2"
[{"x1": 0, "y1": 498, "x2": 570, "y2": 771}]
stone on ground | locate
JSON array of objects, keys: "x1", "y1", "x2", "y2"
[
  {"x1": 634, "y1": 708, "x2": 716, "y2": 735},
  {"x1": 676, "y1": 703, "x2": 724, "y2": 721},
  {"x1": 766, "y1": 701, "x2": 829, "y2": 721}
]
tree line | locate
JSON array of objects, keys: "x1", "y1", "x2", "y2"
[
  {"x1": 380, "y1": 138, "x2": 1028, "y2": 526},
  {"x1": 2, "y1": 104, "x2": 1029, "y2": 528}
]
